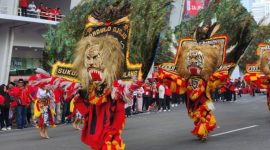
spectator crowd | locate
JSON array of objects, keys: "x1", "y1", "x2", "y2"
[
  {"x1": 0, "y1": 75, "x2": 263, "y2": 131},
  {"x1": 19, "y1": 0, "x2": 63, "y2": 21}
]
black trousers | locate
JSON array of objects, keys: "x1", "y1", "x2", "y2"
[
  {"x1": 158, "y1": 98, "x2": 164, "y2": 110},
  {"x1": 225, "y1": 90, "x2": 231, "y2": 101},
  {"x1": 172, "y1": 93, "x2": 178, "y2": 104},
  {"x1": 21, "y1": 7, "x2": 27, "y2": 16},
  {"x1": 26, "y1": 106, "x2": 31, "y2": 124},
  {"x1": 132, "y1": 97, "x2": 137, "y2": 112},
  {"x1": 164, "y1": 96, "x2": 171, "y2": 110},
  {"x1": 125, "y1": 106, "x2": 131, "y2": 117},
  {"x1": 0, "y1": 107, "x2": 10, "y2": 128},
  {"x1": 232, "y1": 91, "x2": 236, "y2": 101},
  {"x1": 62, "y1": 101, "x2": 71, "y2": 123},
  {"x1": 143, "y1": 96, "x2": 150, "y2": 111},
  {"x1": 180, "y1": 94, "x2": 186, "y2": 104}
]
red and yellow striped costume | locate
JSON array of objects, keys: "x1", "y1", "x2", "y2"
[
  {"x1": 244, "y1": 73, "x2": 270, "y2": 110},
  {"x1": 76, "y1": 86, "x2": 126, "y2": 150},
  {"x1": 158, "y1": 68, "x2": 229, "y2": 139}
]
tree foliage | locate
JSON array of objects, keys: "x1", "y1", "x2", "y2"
[{"x1": 155, "y1": 27, "x2": 175, "y2": 64}]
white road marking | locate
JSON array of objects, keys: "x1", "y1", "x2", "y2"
[{"x1": 211, "y1": 125, "x2": 259, "y2": 137}]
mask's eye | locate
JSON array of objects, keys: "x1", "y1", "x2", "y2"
[{"x1": 93, "y1": 54, "x2": 99, "y2": 59}]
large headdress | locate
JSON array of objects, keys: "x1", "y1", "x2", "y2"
[
  {"x1": 72, "y1": 1, "x2": 132, "y2": 90},
  {"x1": 44, "y1": 0, "x2": 171, "y2": 81}
]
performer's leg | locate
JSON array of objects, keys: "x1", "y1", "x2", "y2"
[
  {"x1": 191, "y1": 105, "x2": 216, "y2": 141},
  {"x1": 39, "y1": 126, "x2": 44, "y2": 138},
  {"x1": 76, "y1": 120, "x2": 81, "y2": 130},
  {"x1": 73, "y1": 118, "x2": 78, "y2": 129},
  {"x1": 44, "y1": 126, "x2": 49, "y2": 139}
]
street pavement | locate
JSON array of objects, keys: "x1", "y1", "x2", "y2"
[{"x1": 0, "y1": 94, "x2": 269, "y2": 150}]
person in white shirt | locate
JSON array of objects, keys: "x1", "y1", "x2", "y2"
[
  {"x1": 158, "y1": 83, "x2": 165, "y2": 112},
  {"x1": 136, "y1": 87, "x2": 144, "y2": 113},
  {"x1": 28, "y1": 1, "x2": 37, "y2": 17}
]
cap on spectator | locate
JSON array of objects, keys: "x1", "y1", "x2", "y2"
[{"x1": 18, "y1": 79, "x2": 24, "y2": 83}]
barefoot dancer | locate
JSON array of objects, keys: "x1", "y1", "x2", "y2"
[{"x1": 35, "y1": 84, "x2": 56, "y2": 139}]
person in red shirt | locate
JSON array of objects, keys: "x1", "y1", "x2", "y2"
[
  {"x1": 8, "y1": 79, "x2": 25, "y2": 129},
  {"x1": 38, "y1": 3, "x2": 47, "y2": 19},
  {"x1": 219, "y1": 85, "x2": 226, "y2": 101},
  {"x1": 50, "y1": 8, "x2": 57, "y2": 21},
  {"x1": 143, "y1": 79, "x2": 151, "y2": 112},
  {"x1": 230, "y1": 82, "x2": 236, "y2": 101},
  {"x1": 149, "y1": 81, "x2": 158, "y2": 111},
  {"x1": 56, "y1": 8, "x2": 62, "y2": 21},
  {"x1": 47, "y1": 8, "x2": 53, "y2": 20},
  {"x1": 53, "y1": 87, "x2": 63, "y2": 124},
  {"x1": 21, "y1": 83, "x2": 33, "y2": 127},
  {"x1": 164, "y1": 81, "x2": 172, "y2": 111},
  {"x1": 250, "y1": 83, "x2": 256, "y2": 97},
  {"x1": 62, "y1": 86, "x2": 75, "y2": 123},
  {"x1": 20, "y1": 0, "x2": 28, "y2": 16}
]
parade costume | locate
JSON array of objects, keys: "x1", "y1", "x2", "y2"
[
  {"x1": 158, "y1": 22, "x2": 232, "y2": 140},
  {"x1": 159, "y1": 68, "x2": 228, "y2": 140},
  {"x1": 72, "y1": 35, "x2": 139, "y2": 150},
  {"x1": 34, "y1": 88, "x2": 56, "y2": 128},
  {"x1": 27, "y1": 69, "x2": 63, "y2": 139},
  {"x1": 244, "y1": 47, "x2": 270, "y2": 110}
]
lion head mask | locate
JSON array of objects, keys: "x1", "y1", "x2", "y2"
[
  {"x1": 176, "y1": 23, "x2": 224, "y2": 80},
  {"x1": 177, "y1": 43, "x2": 222, "y2": 80},
  {"x1": 73, "y1": 36, "x2": 124, "y2": 89}
]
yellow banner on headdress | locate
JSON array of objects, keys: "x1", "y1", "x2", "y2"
[
  {"x1": 84, "y1": 13, "x2": 142, "y2": 81},
  {"x1": 51, "y1": 61, "x2": 80, "y2": 82}
]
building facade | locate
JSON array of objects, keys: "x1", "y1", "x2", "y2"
[
  {"x1": 251, "y1": 0, "x2": 270, "y2": 24},
  {"x1": 241, "y1": 0, "x2": 255, "y2": 11},
  {"x1": 0, "y1": 0, "x2": 81, "y2": 84}
]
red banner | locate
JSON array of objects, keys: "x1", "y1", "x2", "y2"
[{"x1": 185, "y1": 0, "x2": 204, "y2": 16}]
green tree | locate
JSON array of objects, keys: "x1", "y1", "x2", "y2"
[{"x1": 155, "y1": 27, "x2": 175, "y2": 64}]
